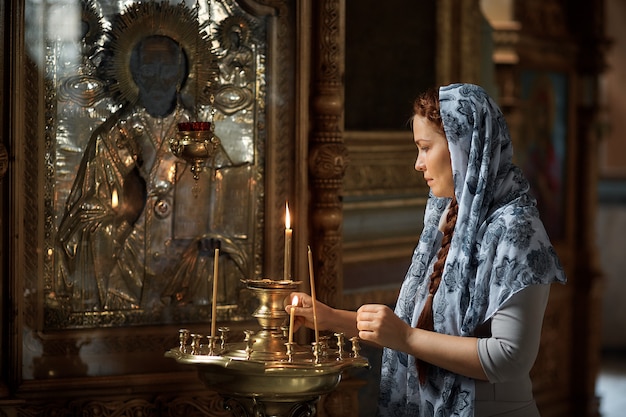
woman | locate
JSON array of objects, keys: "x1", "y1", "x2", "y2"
[{"x1": 287, "y1": 83, "x2": 566, "y2": 416}]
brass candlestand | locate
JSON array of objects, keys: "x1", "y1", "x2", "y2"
[{"x1": 165, "y1": 278, "x2": 369, "y2": 417}]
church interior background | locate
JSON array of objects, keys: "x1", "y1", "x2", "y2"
[{"x1": 1, "y1": 0, "x2": 625, "y2": 416}]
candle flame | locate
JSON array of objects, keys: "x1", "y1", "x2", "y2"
[
  {"x1": 285, "y1": 202, "x2": 291, "y2": 229},
  {"x1": 112, "y1": 189, "x2": 119, "y2": 209},
  {"x1": 291, "y1": 295, "x2": 299, "y2": 307}
]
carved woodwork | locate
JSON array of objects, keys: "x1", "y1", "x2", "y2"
[
  {"x1": 488, "y1": 1, "x2": 606, "y2": 416},
  {"x1": 309, "y1": 0, "x2": 346, "y2": 308},
  {"x1": 342, "y1": 131, "x2": 426, "y2": 308},
  {"x1": 436, "y1": 0, "x2": 483, "y2": 86}
]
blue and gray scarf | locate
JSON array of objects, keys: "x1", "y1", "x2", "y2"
[{"x1": 377, "y1": 83, "x2": 567, "y2": 417}]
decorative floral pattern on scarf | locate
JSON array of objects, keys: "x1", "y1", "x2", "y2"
[{"x1": 377, "y1": 84, "x2": 567, "y2": 417}]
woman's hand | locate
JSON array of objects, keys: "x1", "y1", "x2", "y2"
[
  {"x1": 284, "y1": 292, "x2": 359, "y2": 338},
  {"x1": 284, "y1": 292, "x2": 331, "y2": 332},
  {"x1": 356, "y1": 304, "x2": 411, "y2": 351}
]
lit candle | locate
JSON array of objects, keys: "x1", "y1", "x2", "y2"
[
  {"x1": 284, "y1": 202, "x2": 293, "y2": 281},
  {"x1": 111, "y1": 188, "x2": 119, "y2": 210},
  {"x1": 288, "y1": 295, "x2": 299, "y2": 344},
  {"x1": 307, "y1": 246, "x2": 319, "y2": 343},
  {"x1": 211, "y1": 247, "x2": 220, "y2": 338}
]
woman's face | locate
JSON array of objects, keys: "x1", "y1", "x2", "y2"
[{"x1": 412, "y1": 115, "x2": 454, "y2": 198}]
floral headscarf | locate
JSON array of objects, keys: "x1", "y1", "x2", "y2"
[{"x1": 377, "y1": 83, "x2": 566, "y2": 416}]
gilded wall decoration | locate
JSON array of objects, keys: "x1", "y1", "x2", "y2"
[{"x1": 37, "y1": 0, "x2": 270, "y2": 330}]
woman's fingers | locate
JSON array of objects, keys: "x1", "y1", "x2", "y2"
[
  {"x1": 357, "y1": 304, "x2": 386, "y2": 325},
  {"x1": 356, "y1": 304, "x2": 407, "y2": 347},
  {"x1": 285, "y1": 293, "x2": 315, "y2": 329},
  {"x1": 285, "y1": 292, "x2": 311, "y2": 308},
  {"x1": 356, "y1": 305, "x2": 381, "y2": 337}
]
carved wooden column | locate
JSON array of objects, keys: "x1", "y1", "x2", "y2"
[
  {"x1": 309, "y1": 0, "x2": 346, "y2": 308},
  {"x1": 436, "y1": 0, "x2": 483, "y2": 85},
  {"x1": 308, "y1": 5, "x2": 369, "y2": 415},
  {"x1": 569, "y1": 2, "x2": 607, "y2": 415}
]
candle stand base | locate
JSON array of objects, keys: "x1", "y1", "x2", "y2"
[{"x1": 222, "y1": 395, "x2": 317, "y2": 417}]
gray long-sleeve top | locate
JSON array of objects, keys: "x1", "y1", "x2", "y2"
[{"x1": 475, "y1": 284, "x2": 551, "y2": 416}]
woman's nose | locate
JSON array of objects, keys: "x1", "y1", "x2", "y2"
[{"x1": 415, "y1": 157, "x2": 425, "y2": 172}]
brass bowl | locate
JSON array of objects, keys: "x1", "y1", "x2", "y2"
[
  {"x1": 165, "y1": 347, "x2": 368, "y2": 400},
  {"x1": 169, "y1": 130, "x2": 220, "y2": 160},
  {"x1": 169, "y1": 129, "x2": 220, "y2": 177}
]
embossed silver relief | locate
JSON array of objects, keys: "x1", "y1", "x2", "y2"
[{"x1": 42, "y1": 0, "x2": 267, "y2": 328}]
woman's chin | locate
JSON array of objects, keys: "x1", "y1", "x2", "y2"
[{"x1": 430, "y1": 188, "x2": 454, "y2": 199}]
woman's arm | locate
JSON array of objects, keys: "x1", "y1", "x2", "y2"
[
  {"x1": 357, "y1": 284, "x2": 550, "y2": 381},
  {"x1": 356, "y1": 304, "x2": 488, "y2": 380},
  {"x1": 287, "y1": 292, "x2": 487, "y2": 379},
  {"x1": 289, "y1": 285, "x2": 549, "y2": 383},
  {"x1": 477, "y1": 284, "x2": 550, "y2": 382}
]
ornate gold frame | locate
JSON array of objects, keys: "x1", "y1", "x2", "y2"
[{"x1": 5, "y1": 0, "x2": 298, "y2": 399}]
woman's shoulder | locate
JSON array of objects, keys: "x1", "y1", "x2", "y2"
[
  {"x1": 478, "y1": 198, "x2": 553, "y2": 256},
  {"x1": 484, "y1": 195, "x2": 545, "y2": 232}
]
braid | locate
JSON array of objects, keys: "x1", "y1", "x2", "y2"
[{"x1": 415, "y1": 197, "x2": 458, "y2": 385}]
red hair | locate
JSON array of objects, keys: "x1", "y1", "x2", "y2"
[{"x1": 413, "y1": 87, "x2": 444, "y2": 134}]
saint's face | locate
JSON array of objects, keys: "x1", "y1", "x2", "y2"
[
  {"x1": 131, "y1": 35, "x2": 187, "y2": 117},
  {"x1": 412, "y1": 115, "x2": 454, "y2": 199}
]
